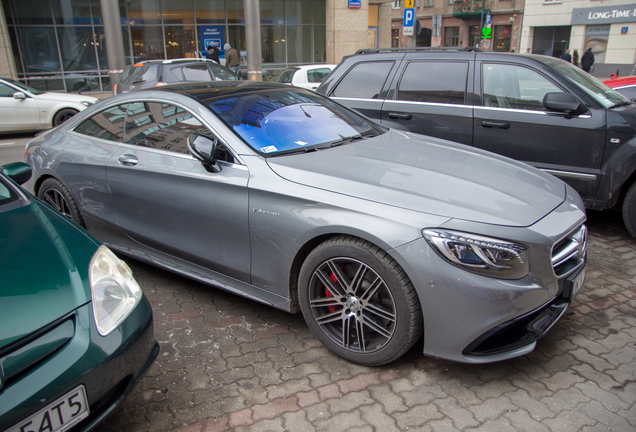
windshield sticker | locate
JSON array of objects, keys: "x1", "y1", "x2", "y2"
[
  {"x1": 261, "y1": 146, "x2": 278, "y2": 153},
  {"x1": 295, "y1": 141, "x2": 309, "y2": 146}
]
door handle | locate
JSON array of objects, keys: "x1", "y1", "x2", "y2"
[
  {"x1": 118, "y1": 154, "x2": 139, "y2": 166},
  {"x1": 388, "y1": 112, "x2": 412, "y2": 120},
  {"x1": 481, "y1": 121, "x2": 510, "y2": 129}
]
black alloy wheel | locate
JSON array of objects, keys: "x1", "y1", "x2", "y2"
[
  {"x1": 299, "y1": 236, "x2": 422, "y2": 366},
  {"x1": 38, "y1": 178, "x2": 85, "y2": 227}
]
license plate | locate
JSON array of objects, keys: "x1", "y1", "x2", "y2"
[
  {"x1": 7, "y1": 385, "x2": 89, "y2": 432},
  {"x1": 569, "y1": 267, "x2": 586, "y2": 299}
]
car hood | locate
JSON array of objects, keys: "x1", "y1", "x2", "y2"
[
  {"x1": 266, "y1": 130, "x2": 566, "y2": 227},
  {"x1": 34, "y1": 91, "x2": 98, "y2": 104},
  {"x1": 0, "y1": 199, "x2": 98, "y2": 349}
]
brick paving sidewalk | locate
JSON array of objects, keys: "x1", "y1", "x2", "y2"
[{"x1": 94, "y1": 210, "x2": 636, "y2": 432}]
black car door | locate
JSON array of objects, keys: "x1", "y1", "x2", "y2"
[
  {"x1": 380, "y1": 54, "x2": 475, "y2": 145},
  {"x1": 473, "y1": 61, "x2": 606, "y2": 201}
]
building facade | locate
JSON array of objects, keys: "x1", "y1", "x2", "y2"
[
  {"x1": 389, "y1": 0, "x2": 525, "y2": 52},
  {"x1": 520, "y1": 0, "x2": 636, "y2": 77},
  {"x1": 0, "y1": 0, "x2": 332, "y2": 93}
]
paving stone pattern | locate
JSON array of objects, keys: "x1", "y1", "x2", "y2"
[{"x1": 94, "y1": 210, "x2": 636, "y2": 432}]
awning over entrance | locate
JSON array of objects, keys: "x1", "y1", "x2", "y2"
[{"x1": 452, "y1": 10, "x2": 491, "y2": 21}]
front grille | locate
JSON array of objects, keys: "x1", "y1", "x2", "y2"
[{"x1": 552, "y1": 224, "x2": 587, "y2": 278}]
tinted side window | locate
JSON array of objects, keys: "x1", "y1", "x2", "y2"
[
  {"x1": 332, "y1": 61, "x2": 394, "y2": 99},
  {"x1": 398, "y1": 61, "x2": 467, "y2": 104},
  {"x1": 209, "y1": 64, "x2": 238, "y2": 81},
  {"x1": 0, "y1": 83, "x2": 16, "y2": 97},
  {"x1": 128, "y1": 65, "x2": 158, "y2": 83},
  {"x1": 74, "y1": 104, "x2": 128, "y2": 142},
  {"x1": 278, "y1": 69, "x2": 297, "y2": 83},
  {"x1": 307, "y1": 67, "x2": 332, "y2": 83},
  {"x1": 124, "y1": 102, "x2": 213, "y2": 155},
  {"x1": 482, "y1": 63, "x2": 563, "y2": 110},
  {"x1": 177, "y1": 65, "x2": 212, "y2": 82}
]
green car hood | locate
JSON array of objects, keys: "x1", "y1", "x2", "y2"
[{"x1": 0, "y1": 199, "x2": 99, "y2": 349}]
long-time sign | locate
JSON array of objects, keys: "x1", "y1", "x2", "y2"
[{"x1": 572, "y1": 4, "x2": 636, "y2": 25}]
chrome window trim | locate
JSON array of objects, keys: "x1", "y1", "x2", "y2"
[
  {"x1": 330, "y1": 97, "x2": 384, "y2": 104},
  {"x1": 475, "y1": 106, "x2": 592, "y2": 118},
  {"x1": 540, "y1": 169, "x2": 597, "y2": 181},
  {"x1": 382, "y1": 99, "x2": 472, "y2": 110}
]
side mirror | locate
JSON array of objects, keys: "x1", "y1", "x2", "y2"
[
  {"x1": 1, "y1": 162, "x2": 32, "y2": 185},
  {"x1": 13, "y1": 91, "x2": 26, "y2": 100},
  {"x1": 187, "y1": 133, "x2": 221, "y2": 173},
  {"x1": 543, "y1": 92, "x2": 583, "y2": 114}
]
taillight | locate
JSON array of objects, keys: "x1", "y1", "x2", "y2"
[
  {"x1": 113, "y1": 83, "x2": 118, "y2": 94},
  {"x1": 155, "y1": 82, "x2": 166, "y2": 86}
]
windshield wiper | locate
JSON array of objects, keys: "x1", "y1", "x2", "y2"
[
  {"x1": 609, "y1": 100, "x2": 633, "y2": 109},
  {"x1": 330, "y1": 133, "x2": 364, "y2": 147}
]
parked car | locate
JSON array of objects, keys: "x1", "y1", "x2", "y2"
[
  {"x1": 317, "y1": 47, "x2": 636, "y2": 238},
  {"x1": 277, "y1": 65, "x2": 336, "y2": 90},
  {"x1": 0, "y1": 78, "x2": 98, "y2": 133},
  {"x1": 0, "y1": 162, "x2": 158, "y2": 432},
  {"x1": 603, "y1": 74, "x2": 636, "y2": 101},
  {"x1": 114, "y1": 58, "x2": 240, "y2": 95},
  {"x1": 25, "y1": 81, "x2": 587, "y2": 366}
]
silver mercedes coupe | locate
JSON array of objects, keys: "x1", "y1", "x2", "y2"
[{"x1": 25, "y1": 81, "x2": 587, "y2": 366}]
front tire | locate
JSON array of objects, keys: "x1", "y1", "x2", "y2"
[
  {"x1": 299, "y1": 236, "x2": 422, "y2": 366},
  {"x1": 623, "y1": 182, "x2": 636, "y2": 239},
  {"x1": 38, "y1": 178, "x2": 85, "y2": 227},
  {"x1": 53, "y1": 108, "x2": 78, "y2": 127}
]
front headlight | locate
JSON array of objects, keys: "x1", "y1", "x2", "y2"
[
  {"x1": 81, "y1": 101, "x2": 95, "y2": 107},
  {"x1": 89, "y1": 245, "x2": 142, "y2": 336},
  {"x1": 423, "y1": 229, "x2": 529, "y2": 280}
]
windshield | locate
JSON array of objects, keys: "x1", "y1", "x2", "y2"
[
  {"x1": 206, "y1": 89, "x2": 383, "y2": 155},
  {"x1": 2, "y1": 78, "x2": 44, "y2": 95},
  {"x1": 552, "y1": 61, "x2": 630, "y2": 108}
]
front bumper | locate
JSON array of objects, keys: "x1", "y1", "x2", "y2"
[
  {"x1": 0, "y1": 297, "x2": 159, "y2": 431},
  {"x1": 391, "y1": 196, "x2": 587, "y2": 364}
]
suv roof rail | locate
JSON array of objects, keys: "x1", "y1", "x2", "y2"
[{"x1": 354, "y1": 47, "x2": 482, "y2": 55}]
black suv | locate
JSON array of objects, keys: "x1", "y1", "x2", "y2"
[
  {"x1": 317, "y1": 47, "x2": 636, "y2": 238},
  {"x1": 114, "y1": 58, "x2": 240, "y2": 95}
]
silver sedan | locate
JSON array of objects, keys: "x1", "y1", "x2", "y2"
[{"x1": 25, "y1": 82, "x2": 587, "y2": 366}]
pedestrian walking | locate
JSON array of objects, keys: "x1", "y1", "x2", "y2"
[
  {"x1": 206, "y1": 45, "x2": 220, "y2": 64},
  {"x1": 561, "y1": 49, "x2": 572, "y2": 63},
  {"x1": 581, "y1": 48, "x2": 595, "y2": 72},
  {"x1": 225, "y1": 43, "x2": 240, "y2": 74}
]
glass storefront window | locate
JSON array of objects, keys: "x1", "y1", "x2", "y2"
[
  {"x1": 261, "y1": 25, "x2": 286, "y2": 63},
  {"x1": 127, "y1": 0, "x2": 161, "y2": 25},
  {"x1": 10, "y1": 0, "x2": 53, "y2": 25},
  {"x1": 17, "y1": 27, "x2": 59, "y2": 71},
  {"x1": 162, "y1": 0, "x2": 194, "y2": 24},
  {"x1": 314, "y1": 0, "x2": 326, "y2": 25},
  {"x1": 56, "y1": 27, "x2": 98, "y2": 71},
  {"x1": 130, "y1": 26, "x2": 164, "y2": 61},
  {"x1": 314, "y1": 25, "x2": 326, "y2": 63},
  {"x1": 287, "y1": 25, "x2": 312, "y2": 63},
  {"x1": 261, "y1": 1, "x2": 285, "y2": 25},
  {"x1": 494, "y1": 25, "x2": 511, "y2": 52},
  {"x1": 444, "y1": 27, "x2": 459, "y2": 47},
  {"x1": 194, "y1": 0, "x2": 225, "y2": 24},
  {"x1": 51, "y1": 0, "x2": 92, "y2": 25},
  {"x1": 165, "y1": 26, "x2": 196, "y2": 59},
  {"x1": 286, "y1": 0, "x2": 312, "y2": 25},
  {"x1": 227, "y1": 25, "x2": 246, "y2": 52},
  {"x1": 226, "y1": 0, "x2": 245, "y2": 24}
]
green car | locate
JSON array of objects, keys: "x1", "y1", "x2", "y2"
[{"x1": 0, "y1": 162, "x2": 158, "y2": 432}]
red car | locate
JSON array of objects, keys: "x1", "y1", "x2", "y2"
[{"x1": 603, "y1": 75, "x2": 636, "y2": 101}]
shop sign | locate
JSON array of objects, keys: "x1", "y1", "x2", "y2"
[{"x1": 572, "y1": 4, "x2": 636, "y2": 25}]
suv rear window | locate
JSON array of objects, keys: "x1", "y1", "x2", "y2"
[
  {"x1": 398, "y1": 61, "x2": 467, "y2": 104},
  {"x1": 332, "y1": 61, "x2": 394, "y2": 99}
]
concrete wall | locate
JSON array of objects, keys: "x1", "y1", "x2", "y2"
[
  {"x1": 0, "y1": 4, "x2": 17, "y2": 79},
  {"x1": 326, "y1": 0, "x2": 370, "y2": 64}
]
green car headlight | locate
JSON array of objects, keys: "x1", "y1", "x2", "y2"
[
  {"x1": 89, "y1": 245, "x2": 142, "y2": 336},
  {"x1": 423, "y1": 229, "x2": 529, "y2": 280}
]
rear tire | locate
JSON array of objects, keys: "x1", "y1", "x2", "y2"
[
  {"x1": 53, "y1": 108, "x2": 78, "y2": 127},
  {"x1": 299, "y1": 235, "x2": 422, "y2": 366},
  {"x1": 38, "y1": 178, "x2": 85, "y2": 227},
  {"x1": 623, "y1": 182, "x2": 636, "y2": 239}
]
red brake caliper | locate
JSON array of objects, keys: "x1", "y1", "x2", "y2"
[{"x1": 325, "y1": 272, "x2": 338, "y2": 313}]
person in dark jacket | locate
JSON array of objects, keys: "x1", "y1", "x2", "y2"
[
  {"x1": 561, "y1": 49, "x2": 572, "y2": 63},
  {"x1": 206, "y1": 45, "x2": 220, "y2": 64},
  {"x1": 581, "y1": 48, "x2": 595, "y2": 72}
]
